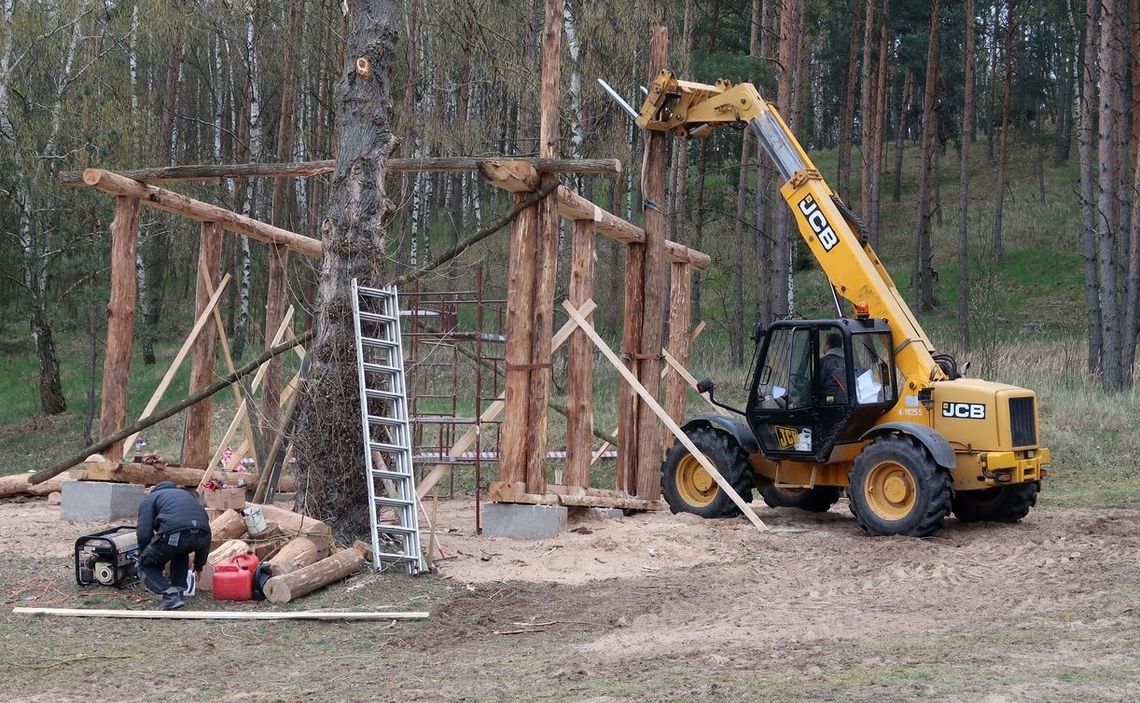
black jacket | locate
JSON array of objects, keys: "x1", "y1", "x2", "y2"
[
  {"x1": 820, "y1": 348, "x2": 848, "y2": 404},
  {"x1": 136, "y1": 481, "x2": 211, "y2": 552}
]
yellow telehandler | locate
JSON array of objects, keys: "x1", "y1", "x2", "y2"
[{"x1": 627, "y1": 71, "x2": 1050, "y2": 537}]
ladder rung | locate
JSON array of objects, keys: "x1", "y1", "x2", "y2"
[
  {"x1": 370, "y1": 441, "x2": 410, "y2": 453},
  {"x1": 358, "y1": 310, "x2": 399, "y2": 323},
  {"x1": 376, "y1": 524, "x2": 417, "y2": 535},
  {"x1": 362, "y1": 362, "x2": 402, "y2": 374},
  {"x1": 365, "y1": 388, "x2": 403, "y2": 400},
  {"x1": 367, "y1": 414, "x2": 405, "y2": 426},
  {"x1": 375, "y1": 552, "x2": 421, "y2": 563},
  {"x1": 372, "y1": 469, "x2": 412, "y2": 481},
  {"x1": 360, "y1": 336, "x2": 400, "y2": 348},
  {"x1": 374, "y1": 496, "x2": 414, "y2": 507}
]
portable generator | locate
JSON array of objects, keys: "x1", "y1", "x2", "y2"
[{"x1": 75, "y1": 526, "x2": 139, "y2": 587}]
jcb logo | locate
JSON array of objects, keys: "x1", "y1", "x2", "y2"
[
  {"x1": 775, "y1": 426, "x2": 800, "y2": 449},
  {"x1": 942, "y1": 402, "x2": 986, "y2": 419},
  {"x1": 797, "y1": 194, "x2": 840, "y2": 252}
]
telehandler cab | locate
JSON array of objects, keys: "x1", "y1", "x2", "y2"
[{"x1": 626, "y1": 71, "x2": 1050, "y2": 537}]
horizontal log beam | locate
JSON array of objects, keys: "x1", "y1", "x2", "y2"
[
  {"x1": 553, "y1": 186, "x2": 711, "y2": 269},
  {"x1": 80, "y1": 169, "x2": 322, "y2": 258},
  {"x1": 488, "y1": 481, "x2": 664, "y2": 511},
  {"x1": 58, "y1": 157, "x2": 622, "y2": 185}
]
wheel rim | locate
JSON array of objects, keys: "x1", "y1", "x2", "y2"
[
  {"x1": 863, "y1": 460, "x2": 917, "y2": 520},
  {"x1": 676, "y1": 454, "x2": 717, "y2": 507}
]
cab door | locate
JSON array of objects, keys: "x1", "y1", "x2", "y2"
[{"x1": 747, "y1": 325, "x2": 820, "y2": 459}]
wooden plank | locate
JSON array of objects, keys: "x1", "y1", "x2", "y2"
[
  {"x1": 122, "y1": 274, "x2": 232, "y2": 454},
  {"x1": 562, "y1": 300, "x2": 766, "y2": 531},
  {"x1": 565, "y1": 220, "x2": 596, "y2": 489},
  {"x1": 99, "y1": 196, "x2": 140, "y2": 461},
  {"x1": 590, "y1": 320, "x2": 709, "y2": 467},
  {"x1": 634, "y1": 25, "x2": 671, "y2": 502},
  {"x1": 58, "y1": 158, "x2": 622, "y2": 185},
  {"x1": 81, "y1": 169, "x2": 321, "y2": 258},
  {"x1": 662, "y1": 349, "x2": 730, "y2": 416},
  {"x1": 665, "y1": 261, "x2": 693, "y2": 424},
  {"x1": 182, "y1": 221, "x2": 224, "y2": 469},
  {"x1": 197, "y1": 308, "x2": 294, "y2": 492},
  {"x1": 414, "y1": 300, "x2": 596, "y2": 499},
  {"x1": 200, "y1": 263, "x2": 260, "y2": 470},
  {"x1": 13, "y1": 607, "x2": 429, "y2": 621}
]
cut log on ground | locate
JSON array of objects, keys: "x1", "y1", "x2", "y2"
[
  {"x1": 246, "y1": 523, "x2": 288, "y2": 560},
  {"x1": 200, "y1": 539, "x2": 251, "y2": 591},
  {"x1": 254, "y1": 503, "x2": 331, "y2": 537},
  {"x1": 208, "y1": 510, "x2": 247, "y2": 546},
  {"x1": 262, "y1": 548, "x2": 365, "y2": 604},
  {"x1": 0, "y1": 472, "x2": 76, "y2": 498},
  {"x1": 267, "y1": 535, "x2": 333, "y2": 576}
]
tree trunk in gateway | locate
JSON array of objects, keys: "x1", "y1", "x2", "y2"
[{"x1": 292, "y1": 0, "x2": 398, "y2": 542}]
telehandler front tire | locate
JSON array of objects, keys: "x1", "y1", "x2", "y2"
[
  {"x1": 661, "y1": 428, "x2": 754, "y2": 518},
  {"x1": 760, "y1": 485, "x2": 842, "y2": 512},
  {"x1": 847, "y1": 435, "x2": 951, "y2": 537},
  {"x1": 951, "y1": 482, "x2": 1039, "y2": 523}
]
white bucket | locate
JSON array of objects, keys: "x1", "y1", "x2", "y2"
[{"x1": 241, "y1": 505, "x2": 268, "y2": 535}]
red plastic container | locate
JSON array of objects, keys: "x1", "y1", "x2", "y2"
[{"x1": 211, "y1": 553, "x2": 261, "y2": 601}]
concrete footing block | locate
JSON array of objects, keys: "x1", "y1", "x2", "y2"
[
  {"x1": 60, "y1": 481, "x2": 146, "y2": 523},
  {"x1": 568, "y1": 506, "x2": 624, "y2": 521},
  {"x1": 482, "y1": 503, "x2": 568, "y2": 540}
]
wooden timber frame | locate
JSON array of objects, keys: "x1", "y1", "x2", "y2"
[{"x1": 65, "y1": 19, "x2": 706, "y2": 513}]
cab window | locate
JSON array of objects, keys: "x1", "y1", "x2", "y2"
[
  {"x1": 755, "y1": 327, "x2": 812, "y2": 410},
  {"x1": 850, "y1": 332, "x2": 896, "y2": 405}
]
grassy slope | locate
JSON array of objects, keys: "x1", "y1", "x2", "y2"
[{"x1": 1, "y1": 136, "x2": 1136, "y2": 505}]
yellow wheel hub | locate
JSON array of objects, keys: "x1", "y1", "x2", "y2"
[
  {"x1": 675, "y1": 455, "x2": 717, "y2": 507},
  {"x1": 864, "y1": 460, "x2": 916, "y2": 520}
]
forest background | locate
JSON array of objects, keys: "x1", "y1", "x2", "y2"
[{"x1": 0, "y1": 0, "x2": 1137, "y2": 505}]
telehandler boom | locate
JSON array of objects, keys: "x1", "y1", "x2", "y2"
[{"x1": 636, "y1": 71, "x2": 1050, "y2": 536}]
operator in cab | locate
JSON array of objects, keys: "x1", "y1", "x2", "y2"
[
  {"x1": 136, "y1": 481, "x2": 212, "y2": 610},
  {"x1": 820, "y1": 331, "x2": 848, "y2": 404}
]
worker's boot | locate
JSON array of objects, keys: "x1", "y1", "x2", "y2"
[{"x1": 159, "y1": 587, "x2": 185, "y2": 611}]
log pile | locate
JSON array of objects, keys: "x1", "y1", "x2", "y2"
[{"x1": 193, "y1": 504, "x2": 364, "y2": 604}]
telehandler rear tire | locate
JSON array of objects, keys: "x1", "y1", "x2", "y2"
[
  {"x1": 951, "y1": 482, "x2": 1039, "y2": 523},
  {"x1": 760, "y1": 485, "x2": 842, "y2": 512},
  {"x1": 661, "y1": 428, "x2": 754, "y2": 519},
  {"x1": 847, "y1": 435, "x2": 951, "y2": 537}
]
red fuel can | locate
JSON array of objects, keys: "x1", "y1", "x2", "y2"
[{"x1": 211, "y1": 554, "x2": 261, "y2": 601}]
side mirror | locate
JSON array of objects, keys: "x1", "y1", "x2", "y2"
[
  {"x1": 751, "y1": 322, "x2": 767, "y2": 344},
  {"x1": 696, "y1": 378, "x2": 715, "y2": 395}
]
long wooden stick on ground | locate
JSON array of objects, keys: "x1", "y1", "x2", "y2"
[
  {"x1": 12, "y1": 607, "x2": 428, "y2": 621},
  {"x1": 28, "y1": 332, "x2": 312, "y2": 485}
]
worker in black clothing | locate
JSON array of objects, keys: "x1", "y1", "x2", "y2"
[
  {"x1": 819, "y1": 331, "x2": 848, "y2": 404},
  {"x1": 136, "y1": 481, "x2": 212, "y2": 610}
]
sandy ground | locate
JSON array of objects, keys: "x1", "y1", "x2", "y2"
[{"x1": 4, "y1": 495, "x2": 1140, "y2": 701}]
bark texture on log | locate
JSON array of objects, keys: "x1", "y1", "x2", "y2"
[
  {"x1": 292, "y1": 0, "x2": 399, "y2": 543},
  {"x1": 0, "y1": 472, "x2": 76, "y2": 498},
  {"x1": 182, "y1": 222, "x2": 224, "y2": 469},
  {"x1": 100, "y1": 196, "x2": 140, "y2": 461},
  {"x1": 209, "y1": 510, "x2": 248, "y2": 545},
  {"x1": 262, "y1": 548, "x2": 365, "y2": 604},
  {"x1": 267, "y1": 535, "x2": 332, "y2": 576}
]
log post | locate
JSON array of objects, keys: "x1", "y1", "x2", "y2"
[
  {"x1": 522, "y1": 0, "x2": 563, "y2": 495},
  {"x1": 500, "y1": 190, "x2": 539, "y2": 488},
  {"x1": 261, "y1": 243, "x2": 289, "y2": 444},
  {"x1": 565, "y1": 220, "x2": 596, "y2": 490},
  {"x1": 99, "y1": 196, "x2": 140, "y2": 461},
  {"x1": 182, "y1": 222, "x2": 224, "y2": 469},
  {"x1": 634, "y1": 26, "x2": 670, "y2": 500},
  {"x1": 665, "y1": 262, "x2": 693, "y2": 424},
  {"x1": 262, "y1": 548, "x2": 364, "y2": 604},
  {"x1": 616, "y1": 246, "x2": 644, "y2": 494}
]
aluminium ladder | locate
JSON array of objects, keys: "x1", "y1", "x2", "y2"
[{"x1": 351, "y1": 279, "x2": 425, "y2": 574}]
